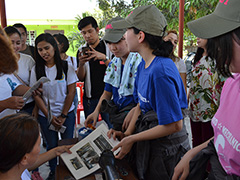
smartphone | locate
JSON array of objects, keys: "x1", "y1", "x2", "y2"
[
  {"x1": 82, "y1": 47, "x2": 90, "y2": 56},
  {"x1": 49, "y1": 124, "x2": 66, "y2": 133}
]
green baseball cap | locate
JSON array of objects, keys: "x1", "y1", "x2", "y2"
[
  {"x1": 187, "y1": 0, "x2": 240, "y2": 39},
  {"x1": 102, "y1": 17, "x2": 126, "y2": 43},
  {"x1": 112, "y1": 5, "x2": 167, "y2": 37}
]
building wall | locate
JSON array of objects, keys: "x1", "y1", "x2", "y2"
[
  {"x1": 26, "y1": 24, "x2": 79, "y2": 57},
  {"x1": 8, "y1": 19, "x2": 80, "y2": 57}
]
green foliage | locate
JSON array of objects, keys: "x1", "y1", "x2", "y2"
[
  {"x1": 67, "y1": 30, "x2": 83, "y2": 52},
  {"x1": 68, "y1": 0, "x2": 219, "y2": 52},
  {"x1": 96, "y1": 0, "x2": 219, "y2": 46},
  {"x1": 67, "y1": 10, "x2": 106, "y2": 51}
]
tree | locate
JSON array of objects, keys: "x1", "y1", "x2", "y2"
[
  {"x1": 67, "y1": 10, "x2": 106, "y2": 52},
  {"x1": 96, "y1": 0, "x2": 219, "y2": 47},
  {"x1": 68, "y1": 0, "x2": 218, "y2": 53}
]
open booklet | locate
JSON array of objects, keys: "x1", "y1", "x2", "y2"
[
  {"x1": 60, "y1": 124, "x2": 120, "y2": 180},
  {"x1": 22, "y1": 77, "x2": 50, "y2": 104}
]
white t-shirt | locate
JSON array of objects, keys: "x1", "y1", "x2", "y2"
[
  {"x1": 17, "y1": 53, "x2": 35, "y2": 104},
  {"x1": 30, "y1": 64, "x2": 78, "y2": 117},
  {"x1": 65, "y1": 56, "x2": 77, "y2": 71},
  {"x1": 21, "y1": 169, "x2": 31, "y2": 180},
  {"x1": 174, "y1": 57, "x2": 187, "y2": 73},
  {"x1": 17, "y1": 53, "x2": 35, "y2": 86},
  {"x1": 0, "y1": 74, "x2": 20, "y2": 118}
]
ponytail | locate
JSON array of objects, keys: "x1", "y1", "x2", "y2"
[
  {"x1": 133, "y1": 27, "x2": 173, "y2": 57},
  {"x1": 151, "y1": 37, "x2": 173, "y2": 57}
]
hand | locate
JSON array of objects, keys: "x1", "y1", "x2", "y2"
[
  {"x1": 107, "y1": 129, "x2": 126, "y2": 141},
  {"x1": 88, "y1": 46, "x2": 106, "y2": 61},
  {"x1": 84, "y1": 112, "x2": 98, "y2": 127},
  {"x1": 122, "y1": 106, "x2": 136, "y2": 131},
  {"x1": 171, "y1": 152, "x2": 191, "y2": 180},
  {"x1": 122, "y1": 117, "x2": 131, "y2": 132},
  {"x1": 112, "y1": 135, "x2": 135, "y2": 159},
  {"x1": 122, "y1": 113, "x2": 134, "y2": 132},
  {"x1": 78, "y1": 52, "x2": 91, "y2": 66},
  {"x1": 6, "y1": 96, "x2": 24, "y2": 110},
  {"x1": 32, "y1": 83, "x2": 43, "y2": 96},
  {"x1": 57, "y1": 116, "x2": 67, "y2": 126},
  {"x1": 54, "y1": 145, "x2": 73, "y2": 156},
  {"x1": 51, "y1": 115, "x2": 62, "y2": 128}
]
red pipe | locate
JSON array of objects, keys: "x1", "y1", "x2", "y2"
[
  {"x1": 178, "y1": 0, "x2": 184, "y2": 59},
  {"x1": 0, "y1": 0, "x2": 7, "y2": 28}
]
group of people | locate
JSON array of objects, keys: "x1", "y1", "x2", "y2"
[
  {"x1": 0, "y1": 23, "x2": 78, "y2": 179},
  {"x1": 1, "y1": 0, "x2": 240, "y2": 179}
]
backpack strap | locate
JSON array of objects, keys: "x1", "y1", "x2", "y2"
[
  {"x1": 61, "y1": 60, "x2": 68, "y2": 81},
  {"x1": 70, "y1": 56, "x2": 74, "y2": 65},
  {"x1": 13, "y1": 72, "x2": 27, "y2": 86},
  {"x1": 76, "y1": 50, "x2": 80, "y2": 67}
]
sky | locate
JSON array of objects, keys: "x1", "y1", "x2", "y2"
[{"x1": 5, "y1": 0, "x2": 99, "y2": 19}]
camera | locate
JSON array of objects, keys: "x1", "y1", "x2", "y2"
[
  {"x1": 99, "y1": 150, "x2": 121, "y2": 180},
  {"x1": 82, "y1": 46, "x2": 90, "y2": 56}
]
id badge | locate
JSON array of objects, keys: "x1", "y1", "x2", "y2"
[{"x1": 99, "y1": 60, "x2": 105, "y2": 65}]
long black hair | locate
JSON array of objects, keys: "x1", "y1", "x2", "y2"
[
  {"x1": 211, "y1": 27, "x2": 240, "y2": 77},
  {"x1": 34, "y1": 33, "x2": 63, "y2": 80},
  {"x1": 53, "y1": 33, "x2": 69, "y2": 53},
  {"x1": 133, "y1": 27, "x2": 173, "y2": 57},
  {"x1": 193, "y1": 38, "x2": 215, "y2": 66}
]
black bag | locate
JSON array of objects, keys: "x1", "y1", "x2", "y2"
[
  {"x1": 187, "y1": 139, "x2": 240, "y2": 180},
  {"x1": 101, "y1": 99, "x2": 135, "y2": 131}
]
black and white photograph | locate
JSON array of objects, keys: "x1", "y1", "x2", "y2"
[
  {"x1": 76, "y1": 143, "x2": 99, "y2": 170},
  {"x1": 60, "y1": 124, "x2": 120, "y2": 179},
  {"x1": 93, "y1": 134, "x2": 113, "y2": 152},
  {"x1": 70, "y1": 157, "x2": 83, "y2": 170}
]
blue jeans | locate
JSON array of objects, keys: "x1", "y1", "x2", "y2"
[
  {"x1": 20, "y1": 101, "x2": 35, "y2": 114},
  {"x1": 73, "y1": 91, "x2": 78, "y2": 116},
  {"x1": 38, "y1": 111, "x2": 75, "y2": 172},
  {"x1": 83, "y1": 97, "x2": 112, "y2": 129}
]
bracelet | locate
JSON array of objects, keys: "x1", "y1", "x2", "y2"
[{"x1": 60, "y1": 113, "x2": 68, "y2": 118}]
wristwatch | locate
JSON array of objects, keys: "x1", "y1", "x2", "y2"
[
  {"x1": 102, "y1": 56, "x2": 109, "y2": 63},
  {"x1": 60, "y1": 113, "x2": 68, "y2": 118}
]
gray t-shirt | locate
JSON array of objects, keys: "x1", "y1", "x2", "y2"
[{"x1": 20, "y1": 45, "x2": 34, "y2": 58}]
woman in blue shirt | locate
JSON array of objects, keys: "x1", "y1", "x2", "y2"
[{"x1": 108, "y1": 5, "x2": 190, "y2": 180}]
